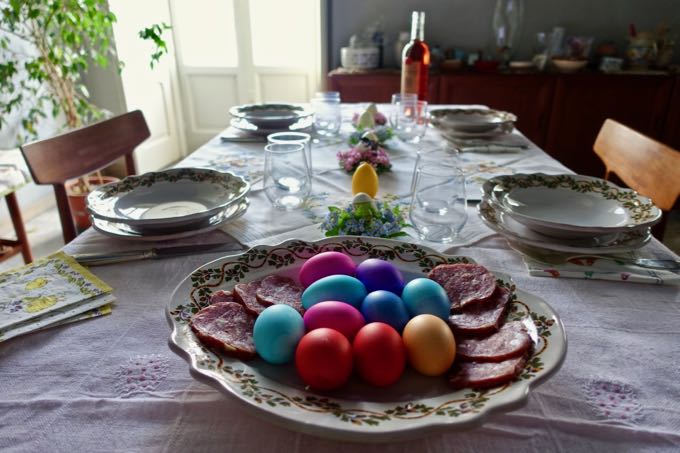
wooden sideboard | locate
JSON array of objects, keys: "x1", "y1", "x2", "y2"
[{"x1": 328, "y1": 70, "x2": 679, "y2": 177}]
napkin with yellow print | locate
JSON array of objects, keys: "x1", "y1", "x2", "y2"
[{"x1": 0, "y1": 251, "x2": 114, "y2": 342}]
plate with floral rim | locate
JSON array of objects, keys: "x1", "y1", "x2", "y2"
[{"x1": 166, "y1": 236, "x2": 567, "y2": 442}]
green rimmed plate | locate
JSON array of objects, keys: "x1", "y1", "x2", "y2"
[{"x1": 166, "y1": 237, "x2": 566, "y2": 441}]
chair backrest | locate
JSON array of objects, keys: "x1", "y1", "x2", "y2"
[
  {"x1": 20, "y1": 110, "x2": 150, "y2": 243},
  {"x1": 594, "y1": 119, "x2": 680, "y2": 212}
]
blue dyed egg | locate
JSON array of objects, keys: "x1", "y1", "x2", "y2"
[
  {"x1": 356, "y1": 259, "x2": 405, "y2": 294},
  {"x1": 253, "y1": 305, "x2": 305, "y2": 364},
  {"x1": 301, "y1": 275, "x2": 367, "y2": 310},
  {"x1": 360, "y1": 290, "x2": 410, "y2": 332},
  {"x1": 401, "y1": 278, "x2": 450, "y2": 320}
]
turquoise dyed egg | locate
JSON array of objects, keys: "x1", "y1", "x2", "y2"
[
  {"x1": 301, "y1": 275, "x2": 367, "y2": 310},
  {"x1": 401, "y1": 278, "x2": 450, "y2": 320},
  {"x1": 253, "y1": 304, "x2": 305, "y2": 365}
]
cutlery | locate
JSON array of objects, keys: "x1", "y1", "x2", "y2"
[{"x1": 72, "y1": 242, "x2": 245, "y2": 266}]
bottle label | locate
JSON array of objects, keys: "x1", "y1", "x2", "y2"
[{"x1": 401, "y1": 63, "x2": 420, "y2": 95}]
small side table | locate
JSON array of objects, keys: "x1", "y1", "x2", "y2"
[{"x1": 0, "y1": 158, "x2": 33, "y2": 265}]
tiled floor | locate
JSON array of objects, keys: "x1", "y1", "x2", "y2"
[{"x1": 1, "y1": 204, "x2": 679, "y2": 273}]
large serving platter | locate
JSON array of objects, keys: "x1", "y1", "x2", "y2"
[
  {"x1": 92, "y1": 200, "x2": 249, "y2": 241},
  {"x1": 229, "y1": 103, "x2": 313, "y2": 129},
  {"x1": 478, "y1": 200, "x2": 651, "y2": 254},
  {"x1": 483, "y1": 174, "x2": 661, "y2": 238},
  {"x1": 87, "y1": 168, "x2": 249, "y2": 229},
  {"x1": 167, "y1": 236, "x2": 566, "y2": 441},
  {"x1": 430, "y1": 108, "x2": 516, "y2": 134}
]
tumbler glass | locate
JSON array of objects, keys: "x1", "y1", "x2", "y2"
[
  {"x1": 311, "y1": 92, "x2": 341, "y2": 137},
  {"x1": 263, "y1": 143, "x2": 311, "y2": 210},
  {"x1": 409, "y1": 163, "x2": 467, "y2": 243},
  {"x1": 267, "y1": 132, "x2": 312, "y2": 177},
  {"x1": 392, "y1": 100, "x2": 429, "y2": 143}
]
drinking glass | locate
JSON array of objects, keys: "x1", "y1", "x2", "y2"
[
  {"x1": 263, "y1": 143, "x2": 311, "y2": 210},
  {"x1": 409, "y1": 163, "x2": 467, "y2": 243},
  {"x1": 267, "y1": 132, "x2": 312, "y2": 177},
  {"x1": 392, "y1": 100, "x2": 429, "y2": 143},
  {"x1": 311, "y1": 92, "x2": 341, "y2": 137}
]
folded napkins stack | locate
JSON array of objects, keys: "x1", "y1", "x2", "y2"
[{"x1": 0, "y1": 252, "x2": 114, "y2": 342}]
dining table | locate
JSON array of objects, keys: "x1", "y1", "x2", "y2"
[{"x1": 2, "y1": 104, "x2": 679, "y2": 452}]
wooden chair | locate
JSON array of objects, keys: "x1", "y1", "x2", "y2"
[
  {"x1": 20, "y1": 110, "x2": 150, "y2": 244},
  {"x1": 594, "y1": 118, "x2": 680, "y2": 239}
]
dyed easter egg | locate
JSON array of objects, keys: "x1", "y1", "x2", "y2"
[
  {"x1": 402, "y1": 314, "x2": 456, "y2": 376},
  {"x1": 301, "y1": 275, "x2": 367, "y2": 310},
  {"x1": 351, "y1": 162, "x2": 379, "y2": 198},
  {"x1": 401, "y1": 278, "x2": 450, "y2": 320},
  {"x1": 298, "y1": 251, "x2": 357, "y2": 288},
  {"x1": 295, "y1": 328, "x2": 353, "y2": 390},
  {"x1": 360, "y1": 290, "x2": 410, "y2": 332},
  {"x1": 303, "y1": 301, "x2": 366, "y2": 341},
  {"x1": 353, "y1": 322, "x2": 406, "y2": 387},
  {"x1": 355, "y1": 259, "x2": 405, "y2": 294},
  {"x1": 253, "y1": 304, "x2": 305, "y2": 365}
]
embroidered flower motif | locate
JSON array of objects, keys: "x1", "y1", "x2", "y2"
[
  {"x1": 583, "y1": 379, "x2": 643, "y2": 423},
  {"x1": 115, "y1": 354, "x2": 170, "y2": 398}
]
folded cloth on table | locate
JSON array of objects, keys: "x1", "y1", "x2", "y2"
[{"x1": 0, "y1": 251, "x2": 115, "y2": 342}]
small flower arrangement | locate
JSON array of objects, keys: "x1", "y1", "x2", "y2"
[
  {"x1": 337, "y1": 131, "x2": 392, "y2": 174},
  {"x1": 349, "y1": 103, "x2": 393, "y2": 147},
  {"x1": 321, "y1": 200, "x2": 409, "y2": 239}
]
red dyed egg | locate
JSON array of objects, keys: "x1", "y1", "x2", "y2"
[
  {"x1": 352, "y1": 322, "x2": 406, "y2": 387},
  {"x1": 295, "y1": 328, "x2": 353, "y2": 390}
]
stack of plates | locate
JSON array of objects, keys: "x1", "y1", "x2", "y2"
[
  {"x1": 229, "y1": 103, "x2": 313, "y2": 136},
  {"x1": 478, "y1": 173, "x2": 661, "y2": 254},
  {"x1": 430, "y1": 108, "x2": 517, "y2": 140},
  {"x1": 86, "y1": 168, "x2": 250, "y2": 240}
]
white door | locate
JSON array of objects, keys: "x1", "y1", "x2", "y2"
[
  {"x1": 109, "y1": 0, "x2": 186, "y2": 172},
  {"x1": 170, "y1": 0, "x2": 324, "y2": 151}
]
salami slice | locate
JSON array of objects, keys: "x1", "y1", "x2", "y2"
[
  {"x1": 448, "y1": 355, "x2": 528, "y2": 390},
  {"x1": 234, "y1": 280, "x2": 269, "y2": 315},
  {"x1": 456, "y1": 321, "x2": 531, "y2": 362},
  {"x1": 189, "y1": 302, "x2": 256, "y2": 360},
  {"x1": 428, "y1": 263, "x2": 497, "y2": 310},
  {"x1": 209, "y1": 290, "x2": 236, "y2": 304},
  {"x1": 448, "y1": 285, "x2": 511, "y2": 335},
  {"x1": 256, "y1": 275, "x2": 304, "y2": 314}
]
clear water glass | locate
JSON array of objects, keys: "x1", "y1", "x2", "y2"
[
  {"x1": 263, "y1": 143, "x2": 311, "y2": 210},
  {"x1": 267, "y1": 132, "x2": 312, "y2": 176},
  {"x1": 409, "y1": 163, "x2": 467, "y2": 243},
  {"x1": 392, "y1": 100, "x2": 429, "y2": 143},
  {"x1": 311, "y1": 92, "x2": 341, "y2": 137}
]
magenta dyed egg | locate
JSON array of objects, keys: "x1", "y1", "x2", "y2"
[
  {"x1": 303, "y1": 301, "x2": 366, "y2": 341},
  {"x1": 298, "y1": 251, "x2": 357, "y2": 288},
  {"x1": 356, "y1": 259, "x2": 405, "y2": 294}
]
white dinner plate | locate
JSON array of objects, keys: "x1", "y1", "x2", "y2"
[
  {"x1": 166, "y1": 236, "x2": 566, "y2": 441},
  {"x1": 230, "y1": 117, "x2": 314, "y2": 137},
  {"x1": 229, "y1": 103, "x2": 313, "y2": 129},
  {"x1": 478, "y1": 199, "x2": 652, "y2": 254},
  {"x1": 430, "y1": 108, "x2": 516, "y2": 133},
  {"x1": 92, "y1": 200, "x2": 248, "y2": 241},
  {"x1": 87, "y1": 168, "x2": 249, "y2": 229},
  {"x1": 483, "y1": 173, "x2": 662, "y2": 238}
]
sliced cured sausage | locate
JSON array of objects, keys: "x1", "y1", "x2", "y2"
[
  {"x1": 256, "y1": 275, "x2": 304, "y2": 314},
  {"x1": 448, "y1": 355, "x2": 528, "y2": 390},
  {"x1": 448, "y1": 285, "x2": 511, "y2": 335},
  {"x1": 456, "y1": 321, "x2": 531, "y2": 362},
  {"x1": 189, "y1": 302, "x2": 256, "y2": 360},
  {"x1": 209, "y1": 290, "x2": 236, "y2": 304},
  {"x1": 428, "y1": 263, "x2": 497, "y2": 310},
  {"x1": 234, "y1": 280, "x2": 269, "y2": 315}
]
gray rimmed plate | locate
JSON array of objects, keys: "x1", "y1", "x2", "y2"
[
  {"x1": 166, "y1": 236, "x2": 566, "y2": 442},
  {"x1": 229, "y1": 103, "x2": 313, "y2": 129},
  {"x1": 430, "y1": 108, "x2": 517, "y2": 134}
]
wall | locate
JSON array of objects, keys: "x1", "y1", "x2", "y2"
[{"x1": 328, "y1": 0, "x2": 680, "y2": 69}]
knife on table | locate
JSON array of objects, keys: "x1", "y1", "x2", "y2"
[{"x1": 72, "y1": 242, "x2": 245, "y2": 266}]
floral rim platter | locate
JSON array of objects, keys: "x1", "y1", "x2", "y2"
[
  {"x1": 166, "y1": 236, "x2": 567, "y2": 441},
  {"x1": 87, "y1": 168, "x2": 249, "y2": 228},
  {"x1": 92, "y1": 200, "x2": 249, "y2": 241},
  {"x1": 229, "y1": 103, "x2": 313, "y2": 129},
  {"x1": 430, "y1": 108, "x2": 517, "y2": 133},
  {"x1": 478, "y1": 200, "x2": 651, "y2": 254},
  {"x1": 484, "y1": 173, "x2": 661, "y2": 237}
]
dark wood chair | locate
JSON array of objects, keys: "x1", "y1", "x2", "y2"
[
  {"x1": 0, "y1": 191, "x2": 33, "y2": 264},
  {"x1": 594, "y1": 118, "x2": 680, "y2": 239},
  {"x1": 20, "y1": 110, "x2": 150, "y2": 244}
]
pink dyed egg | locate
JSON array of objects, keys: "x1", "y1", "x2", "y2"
[
  {"x1": 303, "y1": 301, "x2": 366, "y2": 341},
  {"x1": 298, "y1": 251, "x2": 357, "y2": 287}
]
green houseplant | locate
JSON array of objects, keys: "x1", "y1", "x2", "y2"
[{"x1": 0, "y1": 0, "x2": 169, "y2": 229}]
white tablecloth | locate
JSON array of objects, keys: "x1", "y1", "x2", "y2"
[{"x1": 2, "y1": 105, "x2": 679, "y2": 452}]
